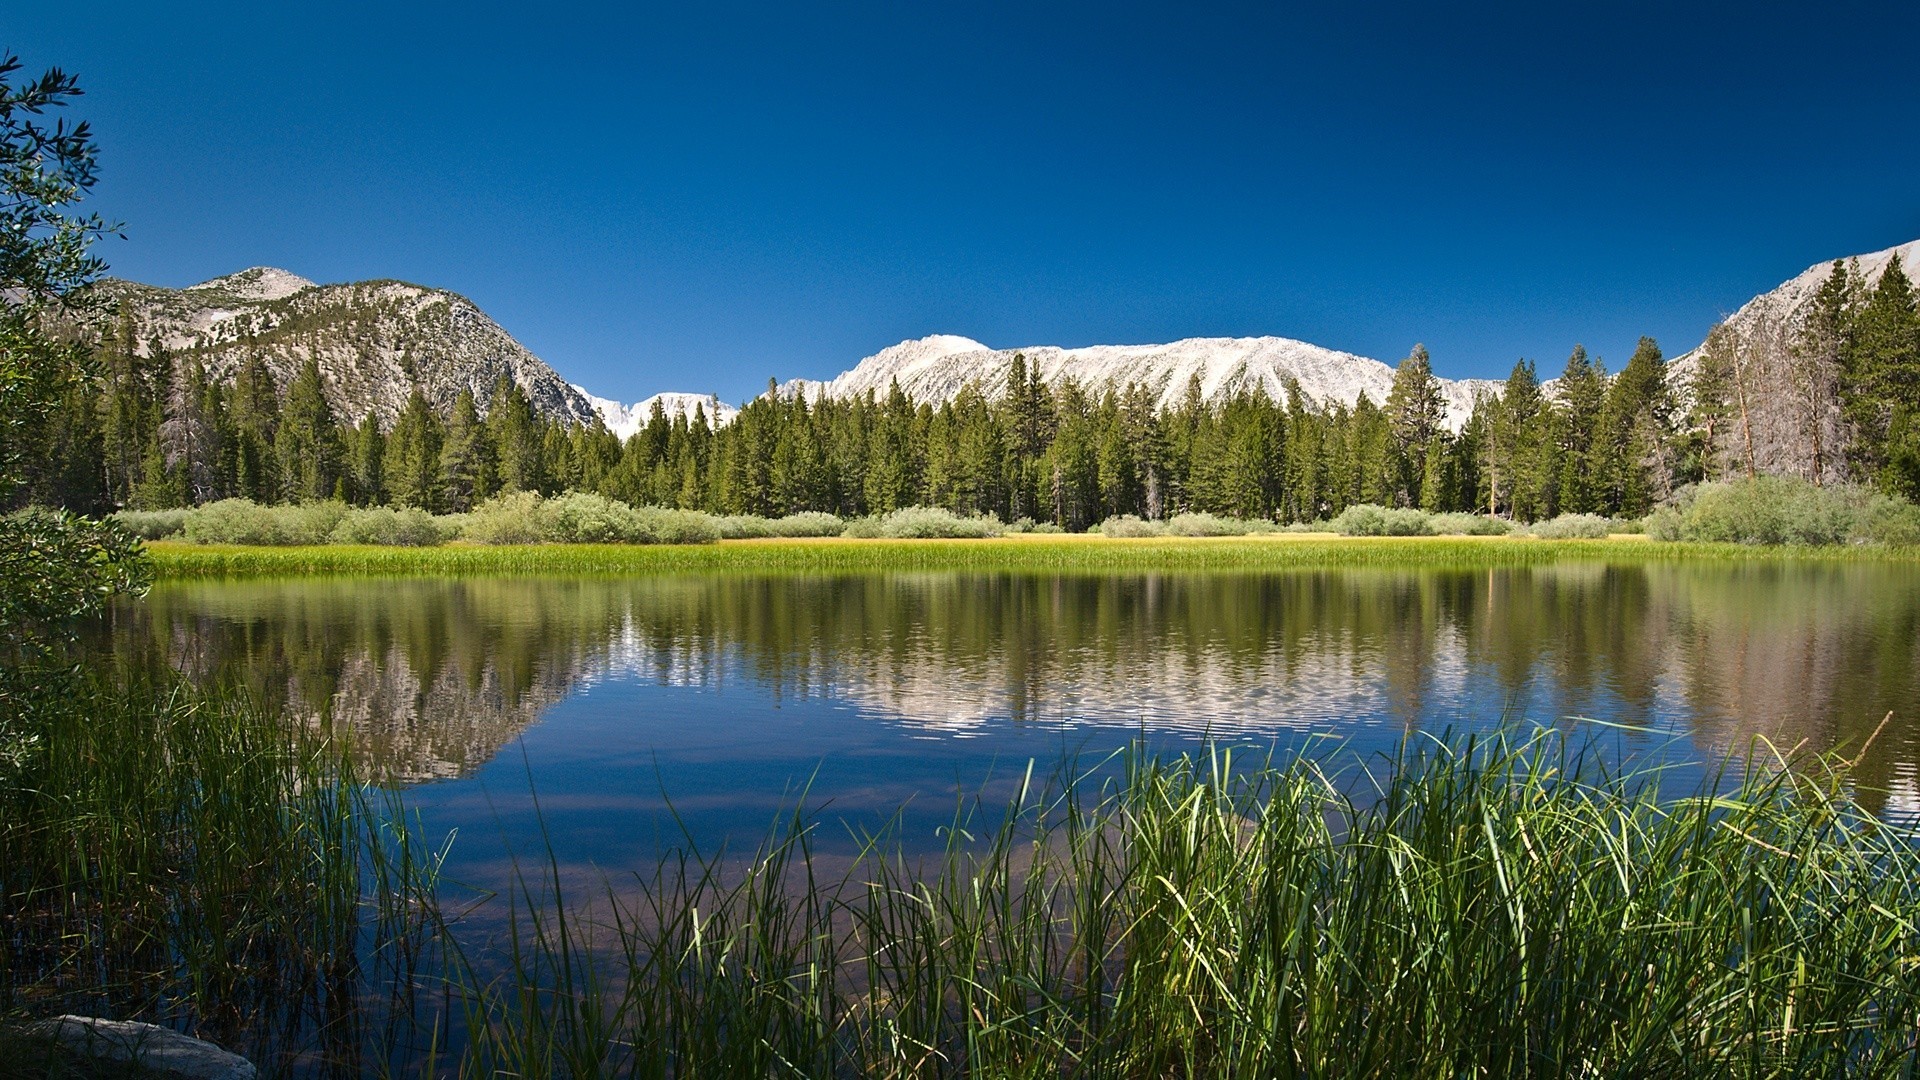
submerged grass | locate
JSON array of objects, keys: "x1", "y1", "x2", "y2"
[
  {"x1": 143, "y1": 534, "x2": 1919, "y2": 579},
  {"x1": 435, "y1": 726, "x2": 1920, "y2": 1078}
]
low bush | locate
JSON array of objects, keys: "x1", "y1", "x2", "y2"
[
  {"x1": 1164, "y1": 512, "x2": 1277, "y2": 537},
  {"x1": 1329, "y1": 504, "x2": 1434, "y2": 537},
  {"x1": 183, "y1": 499, "x2": 347, "y2": 545},
  {"x1": 1427, "y1": 512, "x2": 1512, "y2": 536},
  {"x1": 111, "y1": 508, "x2": 190, "y2": 540},
  {"x1": 329, "y1": 506, "x2": 453, "y2": 546},
  {"x1": 628, "y1": 505, "x2": 724, "y2": 545},
  {"x1": 460, "y1": 491, "x2": 549, "y2": 545},
  {"x1": 852, "y1": 506, "x2": 1005, "y2": 539},
  {"x1": 1098, "y1": 514, "x2": 1166, "y2": 538},
  {"x1": 713, "y1": 511, "x2": 846, "y2": 539},
  {"x1": 1525, "y1": 513, "x2": 1615, "y2": 540},
  {"x1": 1646, "y1": 477, "x2": 1920, "y2": 546}
]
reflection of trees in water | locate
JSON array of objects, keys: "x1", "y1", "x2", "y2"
[{"x1": 93, "y1": 565, "x2": 1920, "y2": 793}]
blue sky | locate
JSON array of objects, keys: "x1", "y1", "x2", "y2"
[{"x1": 11, "y1": 2, "x2": 1920, "y2": 404}]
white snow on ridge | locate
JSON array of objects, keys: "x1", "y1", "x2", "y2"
[
  {"x1": 574, "y1": 386, "x2": 739, "y2": 438},
  {"x1": 782, "y1": 334, "x2": 1499, "y2": 431}
]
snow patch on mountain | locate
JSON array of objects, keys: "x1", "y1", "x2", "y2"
[
  {"x1": 577, "y1": 388, "x2": 739, "y2": 438},
  {"x1": 781, "y1": 334, "x2": 1499, "y2": 430}
]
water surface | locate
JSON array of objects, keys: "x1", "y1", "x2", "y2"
[{"x1": 98, "y1": 562, "x2": 1920, "y2": 860}]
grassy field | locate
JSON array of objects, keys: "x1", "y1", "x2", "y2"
[{"x1": 142, "y1": 533, "x2": 1920, "y2": 579}]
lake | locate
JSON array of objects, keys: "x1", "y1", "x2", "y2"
[{"x1": 94, "y1": 559, "x2": 1920, "y2": 889}]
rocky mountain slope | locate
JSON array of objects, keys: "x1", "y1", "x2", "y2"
[
  {"x1": 780, "y1": 333, "x2": 1501, "y2": 430},
  {"x1": 1669, "y1": 237, "x2": 1920, "y2": 479},
  {"x1": 97, "y1": 267, "x2": 601, "y2": 427}
]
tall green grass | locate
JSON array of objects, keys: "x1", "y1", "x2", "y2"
[
  {"x1": 432, "y1": 726, "x2": 1920, "y2": 1076},
  {"x1": 0, "y1": 674, "x2": 441, "y2": 1072},
  {"x1": 143, "y1": 534, "x2": 1918, "y2": 580}
]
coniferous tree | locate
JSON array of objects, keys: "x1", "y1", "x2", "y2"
[
  {"x1": 1686, "y1": 323, "x2": 1739, "y2": 484},
  {"x1": 436, "y1": 390, "x2": 495, "y2": 510},
  {"x1": 1842, "y1": 255, "x2": 1920, "y2": 497},
  {"x1": 275, "y1": 357, "x2": 343, "y2": 501},
  {"x1": 1595, "y1": 337, "x2": 1670, "y2": 516},
  {"x1": 346, "y1": 409, "x2": 385, "y2": 506},
  {"x1": 228, "y1": 351, "x2": 280, "y2": 502},
  {"x1": 1789, "y1": 261, "x2": 1856, "y2": 485},
  {"x1": 386, "y1": 390, "x2": 442, "y2": 510},
  {"x1": 487, "y1": 376, "x2": 542, "y2": 494},
  {"x1": 1384, "y1": 344, "x2": 1445, "y2": 507},
  {"x1": 1552, "y1": 346, "x2": 1606, "y2": 515}
]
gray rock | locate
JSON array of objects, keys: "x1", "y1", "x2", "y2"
[{"x1": 30, "y1": 1015, "x2": 256, "y2": 1080}]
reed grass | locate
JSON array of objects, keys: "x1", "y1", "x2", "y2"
[
  {"x1": 0, "y1": 674, "x2": 441, "y2": 1074},
  {"x1": 142, "y1": 535, "x2": 1918, "y2": 580},
  {"x1": 428, "y1": 726, "x2": 1920, "y2": 1077}
]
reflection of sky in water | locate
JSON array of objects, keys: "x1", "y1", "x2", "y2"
[{"x1": 98, "y1": 563, "x2": 1920, "y2": 883}]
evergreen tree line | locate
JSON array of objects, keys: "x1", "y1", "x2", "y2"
[{"x1": 16, "y1": 257, "x2": 1919, "y2": 526}]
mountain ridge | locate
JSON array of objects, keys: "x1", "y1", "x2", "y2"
[{"x1": 97, "y1": 268, "x2": 601, "y2": 428}]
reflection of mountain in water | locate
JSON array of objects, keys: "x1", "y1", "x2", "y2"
[{"x1": 98, "y1": 564, "x2": 1920, "y2": 795}]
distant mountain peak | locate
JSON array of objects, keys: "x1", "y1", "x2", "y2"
[
  {"x1": 778, "y1": 333, "x2": 1499, "y2": 430},
  {"x1": 573, "y1": 387, "x2": 739, "y2": 438},
  {"x1": 103, "y1": 270, "x2": 597, "y2": 428},
  {"x1": 185, "y1": 266, "x2": 317, "y2": 302}
]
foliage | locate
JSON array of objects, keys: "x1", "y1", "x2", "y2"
[
  {"x1": 1426, "y1": 511, "x2": 1512, "y2": 535},
  {"x1": 1645, "y1": 476, "x2": 1920, "y2": 546},
  {"x1": 1, "y1": 673, "x2": 431, "y2": 1069},
  {"x1": 711, "y1": 510, "x2": 846, "y2": 539},
  {"x1": 1097, "y1": 513, "x2": 1166, "y2": 537},
  {"x1": 181, "y1": 497, "x2": 346, "y2": 546},
  {"x1": 1329, "y1": 503, "x2": 1435, "y2": 536},
  {"x1": 843, "y1": 506, "x2": 1006, "y2": 539},
  {"x1": 1523, "y1": 513, "x2": 1617, "y2": 540},
  {"x1": 108, "y1": 507, "x2": 189, "y2": 540},
  {"x1": 327, "y1": 504, "x2": 453, "y2": 546},
  {"x1": 437, "y1": 727, "x2": 1920, "y2": 1076}
]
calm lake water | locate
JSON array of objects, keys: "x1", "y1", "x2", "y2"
[{"x1": 95, "y1": 560, "x2": 1920, "y2": 881}]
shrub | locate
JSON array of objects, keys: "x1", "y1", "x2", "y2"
[
  {"x1": 1425, "y1": 512, "x2": 1511, "y2": 536},
  {"x1": 1098, "y1": 515, "x2": 1167, "y2": 538},
  {"x1": 461, "y1": 491, "x2": 550, "y2": 545},
  {"x1": 627, "y1": 505, "x2": 723, "y2": 545},
  {"x1": 713, "y1": 512, "x2": 847, "y2": 539},
  {"x1": 1157, "y1": 512, "x2": 1255, "y2": 537},
  {"x1": 770, "y1": 511, "x2": 847, "y2": 538},
  {"x1": 184, "y1": 499, "x2": 346, "y2": 545},
  {"x1": 111, "y1": 508, "x2": 190, "y2": 540},
  {"x1": 839, "y1": 515, "x2": 882, "y2": 539},
  {"x1": 712, "y1": 514, "x2": 775, "y2": 539},
  {"x1": 863, "y1": 506, "x2": 1005, "y2": 539},
  {"x1": 328, "y1": 506, "x2": 452, "y2": 546},
  {"x1": 1329, "y1": 504, "x2": 1435, "y2": 537},
  {"x1": 1647, "y1": 477, "x2": 1920, "y2": 546},
  {"x1": 1028, "y1": 522, "x2": 1066, "y2": 534},
  {"x1": 1526, "y1": 514, "x2": 1615, "y2": 540},
  {"x1": 545, "y1": 491, "x2": 646, "y2": 543}
]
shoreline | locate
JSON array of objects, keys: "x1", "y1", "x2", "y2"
[{"x1": 141, "y1": 534, "x2": 1920, "y2": 579}]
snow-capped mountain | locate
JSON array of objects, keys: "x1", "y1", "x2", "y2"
[
  {"x1": 99, "y1": 268, "x2": 601, "y2": 427},
  {"x1": 574, "y1": 388, "x2": 740, "y2": 438},
  {"x1": 779, "y1": 333, "x2": 1501, "y2": 430}
]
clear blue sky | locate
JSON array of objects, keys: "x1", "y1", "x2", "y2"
[{"x1": 11, "y1": 2, "x2": 1920, "y2": 404}]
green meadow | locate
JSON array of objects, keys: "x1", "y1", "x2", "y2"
[{"x1": 143, "y1": 533, "x2": 1919, "y2": 579}]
